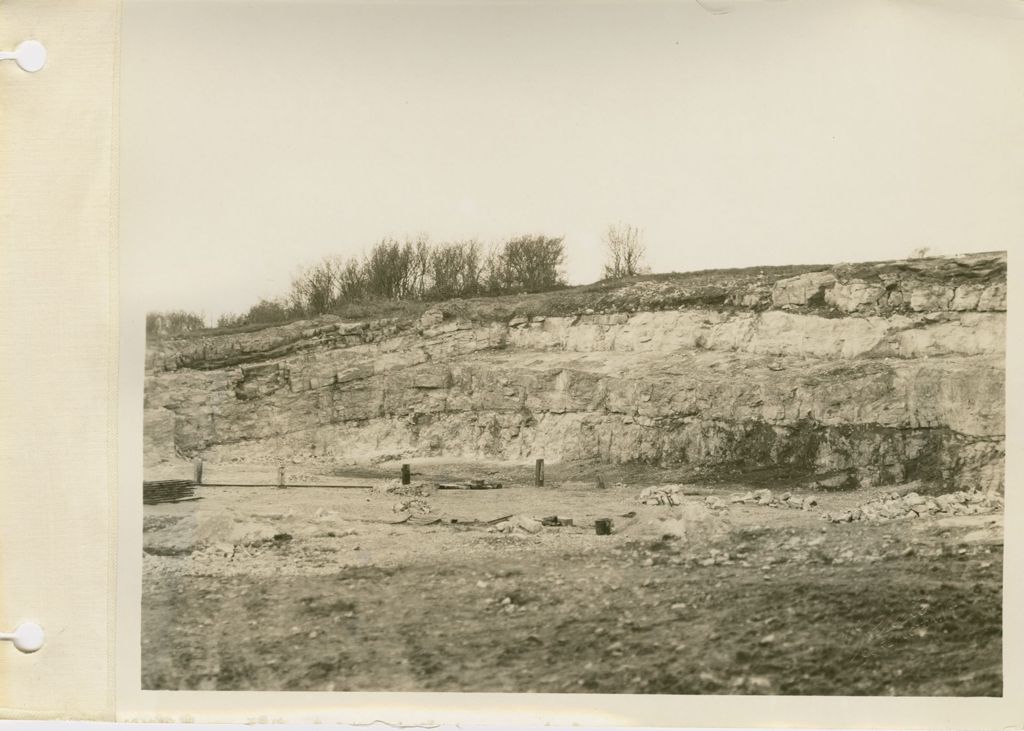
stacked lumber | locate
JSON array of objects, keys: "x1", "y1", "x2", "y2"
[{"x1": 143, "y1": 479, "x2": 199, "y2": 505}]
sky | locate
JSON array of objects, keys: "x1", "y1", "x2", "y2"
[{"x1": 119, "y1": 0, "x2": 1024, "y2": 323}]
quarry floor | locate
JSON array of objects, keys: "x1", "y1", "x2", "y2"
[{"x1": 141, "y1": 463, "x2": 1002, "y2": 695}]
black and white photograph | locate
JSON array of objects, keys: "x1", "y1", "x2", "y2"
[{"x1": 124, "y1": 0, "x2": 1013, "y2": 697}]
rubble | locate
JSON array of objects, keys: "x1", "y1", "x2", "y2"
[
  {"x1": 392, "y1": 498, "x2": 432, "y2": 514},
  {"x1": 376, "y1": 480, "x2": 435, "y2": 498},
  {"x1": 822, "y1": 490, "x2": 1003, "y2": 523},
  {"x1": 638, "y1": 485, "x2": 696, "y2": 506},
  {"x1": 728, "y1": 489, "x2": 817, "y2": 511}
]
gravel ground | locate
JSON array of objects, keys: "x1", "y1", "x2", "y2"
[{"x1": 142, "y1": 466, "x2": 1002, "y2": 695}]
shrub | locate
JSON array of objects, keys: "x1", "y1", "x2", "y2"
[
  {"x1": 495, "y1": 235, "x2": 566, "y2": 292},
  {"x1": 146, "y1": 310, "x2": 206, "y2": 338}
]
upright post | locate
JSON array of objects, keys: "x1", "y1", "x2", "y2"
[
  {"x1": 535, "y1": 458, "x2": 545, "y2": 487},
  {"x1": 277, "y1": 464, "x2": 286, "y2": 489},
  {"x1": 193, "y1": 457, "x2": 203, "y2": 485},
  {"x1": 401, "y1": 463, "x2": 411, "y2": 485}
]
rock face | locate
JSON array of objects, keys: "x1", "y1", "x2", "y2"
[{"x1": 144, "y1": 252, "x2": 1006, "y2": 494}]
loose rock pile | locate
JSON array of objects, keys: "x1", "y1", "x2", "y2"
[
  {"x1": 822, "y1": 490, "x2": 1002, "y2": 523},
  {"x1": 638, "y1": 485, "x2": 692, "y2": 506},
  {"x1": 377, "y1": 480, "x2": 434, "y2": 498},
  {"x1": 639, "y1": 487, "x2": 817, "y2": 512},
  {"x1": 392, "y1": 498, "x2": 432, "y2": 514},
  {"x1": 729, "y1": 489, "x2": 818, "y2": 511}
]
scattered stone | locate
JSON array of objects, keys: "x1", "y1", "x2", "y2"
[
  {"x1": 393, "y1": 498, "x2": 432, "y2": 514},
  {"x1": 212, "y1": 542, "x2": 235, "y2": 557},
  {"x1": 728, "y1": 490, "x2": 816, "y2": 512},
  {"x1": 637, "y1": 484, "x2": 693, "y2": 506},
  {"x1": 377, "y1": 480, "x2": 435, "y2": 498},
  {"x1": 824, "y1": 489, "x2": 1002, "y2": 523}
]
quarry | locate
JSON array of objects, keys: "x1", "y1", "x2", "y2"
[{"x1": 141, "y1": 252, "x2": 1005, "y2": 695}]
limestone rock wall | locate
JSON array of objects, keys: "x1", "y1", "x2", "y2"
[{"x1": 144, "y1": 253, "x2": 1006, "y2": 494}]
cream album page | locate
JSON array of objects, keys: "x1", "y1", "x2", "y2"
[{"x1": 2, "y1": 0, "x2": 1023, "y2": 727}]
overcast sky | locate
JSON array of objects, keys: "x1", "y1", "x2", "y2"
[{"x1": 120, "y1": 0, "x2": 1024, "y2": 322}]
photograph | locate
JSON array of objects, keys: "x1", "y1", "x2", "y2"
[{"x1": 124, "y1": 0, "x2": 1011, "y2": 696}]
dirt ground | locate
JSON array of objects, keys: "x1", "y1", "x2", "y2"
[{"x1": 141, "y1": 462, "x2": 1002, "y2": 695}]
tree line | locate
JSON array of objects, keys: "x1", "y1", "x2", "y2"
[
  {"x1": 221, "y1": 234, "x2": 568, "y2": 329},
  {"x1": 148, "y1": 224, "x2": 648, "y2": 336}
]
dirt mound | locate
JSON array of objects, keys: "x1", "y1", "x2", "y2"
[
  {"x1": 618, "y1": 501, "x2": 731, "y2": 543},
  {"x1": 143, "y1": 513, "x2": 282, "y2": 555}
]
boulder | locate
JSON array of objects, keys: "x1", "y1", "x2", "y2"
[
  {"x1": 908, "y1": 283, "x2": 954, "y2": 311},
  {"x1": 977, "y1": 282, "x2": 1006, "y2": 311},
  {"x1": 950, "y1": 284, "x2": 985, "y2": 311},
  {"x1": 515, "y1": 515, "x2": 543, "y2": 534},
  {"x1": 419, "y1": 309, "x2": 444, "y2": 329},
  {"x1": 771, "y1": 272, "x2": 837, "y2": 307},
  {"x1": 825, "y1": 280, "x2": 885, "y2": 312}
]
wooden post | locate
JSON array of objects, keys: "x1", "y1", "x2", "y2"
[
  {"x1": 401, "y1": 463, "x2": 411, "y2": 485},
  {"x1": 277, "y1": 465, "x2": 286, "y2": 489},
  {"x1": 193, "y1": 457, "x2": 203, "y2": 485},
  {"x1": 535, "y1": 458, "x2": 545, "y2": 487}
]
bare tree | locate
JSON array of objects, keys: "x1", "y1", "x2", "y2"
[
  {"x1": 602, "y1": 223, "x2": 647, "y2": 279},
  {"x1": 289, "y1": 257, "x2": 337, "y2": 316},
  {"x1": 409, "y1": 237, "x2": 432, "y2": 299},
  {"x1": 429, "y1": 240, "x2": 483, "y2": 300},
  {"x1": 365, "y1": 238, "x2": 414, "y2": 299},
  {"x1": 481, "y1": 243, "x2": 506, "y2": 294},
  {"x1": 335, "y1": 256, "x2": 367, "y2": 303},
  {"x1": 909, "y1": 246, "x2": 932, "y2": 259}
]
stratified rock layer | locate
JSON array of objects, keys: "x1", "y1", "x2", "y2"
[{"x1": 144, "y1": 252, "x2": 1006, "y2": 494}]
